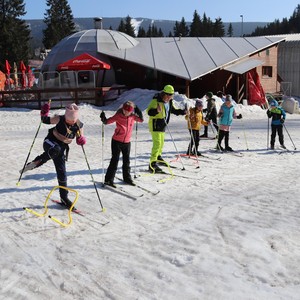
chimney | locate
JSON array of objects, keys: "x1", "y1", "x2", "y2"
[{"x1": 94, "y1": 17, "x2": 103, "y2": 29}]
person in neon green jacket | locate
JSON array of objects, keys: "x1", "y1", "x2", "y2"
[{"x1": 146, "y1": 85, "x2": 186, "y2": 173}]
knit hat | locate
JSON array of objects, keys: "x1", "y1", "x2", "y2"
[
  {"x1": 123, "y1": 101, "x2": 134, "y2": 112},
  {"x1": 270, "y1": 100, "x2": 278, "y2": 107},
  {"x1": 206, "y1": 92, "x2": 213, "y2": 98},
  {"x1": 195, "y1": 100, "x2": 203, "y2": 107},
  {"x1": 65, "y1": 103, "x2": 79, "y2": 121},
  {"x1": 225, "y1": 94, "x2": 232, "y2": 102}
]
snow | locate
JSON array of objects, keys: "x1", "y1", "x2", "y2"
[{"x1": 1, "y1": 88, "x2": 300, "y2": 300}]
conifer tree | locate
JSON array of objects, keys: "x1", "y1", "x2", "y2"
[
  {"x1": 212, "y1": 17, "x2": 225, "y2": 37},
  {"x1": 227, "y1": 23, "x2": 233, "y2": 37},
  {"x1": 43, "y1": 0, "x2": 76, "y2": 49},
  {"x1": 118, "y1": 15, "x2": 136, "y2": 37},
  {"x1": 190, "y1": 10, "x2": 202, "y2": 37},
  {"x1": 173, "y1": 17, "x2": 189, "y2": 37},
  {"x1": 0, "y1": 0, "x2": 31, "y2": 64}
]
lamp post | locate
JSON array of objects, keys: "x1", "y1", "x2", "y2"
[{"x1": 240, "y1": 14, "x2": 244, "y2": 37}]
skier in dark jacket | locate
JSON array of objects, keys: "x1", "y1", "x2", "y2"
[
  {"x1": 21, "y1": 103, "x2": 86, "y2": 208},
  {"x1": 201, "y1": 92, "x2": 219, "y2": 138},
  {"x1": 267, "y1": 100, "x2": 286, "y2": 149}
]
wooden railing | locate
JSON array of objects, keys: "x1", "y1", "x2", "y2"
[{"x1": 0, "y1": 86, "x2": 127, "y2": 109}]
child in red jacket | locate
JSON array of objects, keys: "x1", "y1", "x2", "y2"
[{"x1": 100, "y1": 101, "x2": 143, "y2": 186}]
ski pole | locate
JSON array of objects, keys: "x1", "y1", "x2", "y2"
[
  {"x1": 186, "y1": 104, "x2": 200, "y2": 168},
  {"x1": 165, "y1": 119, "x2": 186, "y2": 170},
  {"x1": 267, "y1": 117, "x2": 270, "y2": 150},
  {"x1": 133, "y1": 122, "x2": 138, "y2": 178},
  {"x1": 17, "y1": 99, "x2": 51, "y2": 186},
  {"x1": 283, "y1": 123, "x2": 297, "y2": 150},
  {"x1": 101, "y1": 118, "x2": 105, "y2": 184},
  {"x1": 81, "y1": 144, "x2": 105, "y2": 212},
  {"x1": 240, "y1": 118, "x2": 249, "y2": 150}
]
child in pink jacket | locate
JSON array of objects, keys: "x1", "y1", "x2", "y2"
[{"x1": 100, "y1": 101, "x2": 143, "y2": 187}]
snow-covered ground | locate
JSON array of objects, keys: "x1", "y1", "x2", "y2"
[{"x1": 1, "y1": 89, "x2": 300, "y2": 300}]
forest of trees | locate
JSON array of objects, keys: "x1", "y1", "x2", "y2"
[{"x1": 1, "y1": 0, "x2": 300, "y2": 72}]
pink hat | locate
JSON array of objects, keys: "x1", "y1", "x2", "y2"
[{"x1": 65, "y1": 103, "x2": 79, "y2": 121}]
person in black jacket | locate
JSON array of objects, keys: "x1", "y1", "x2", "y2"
[
  {"x1": 201, "y1": 92, "x2": 219, "y2": 138},
  {"x1": 21, "y1": 103, "x2": 86, "y2": 208}
]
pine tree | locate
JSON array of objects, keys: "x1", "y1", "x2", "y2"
[
  {"x1": 173, "y1": 17, "x2": 189, "y2": 37},
  {"x1": 190, "y1": 10, "x2": 202, "y2": 37},
  {"x1": 212, "y1": 17, "x2": 225, "y2": 37},
  {"x1": 227, "y1": 23, "x2": 233, "y2": 37},
  {"x1": 117, "y1": 15, "x2": 136, "y2": 37},
  {"x1": 0, "y1": 0, "x2": 31, "y2": 64},
  {"x1": 42, "y1": 0, "x2": 76, "y2": 49}
]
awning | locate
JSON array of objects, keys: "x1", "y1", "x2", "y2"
[
  {"x1": 223, "y1": 58, "x2": 264, "y2": 74},
  {"x1": 57, "y1": 53, "x2": 111, "y2": 71}
]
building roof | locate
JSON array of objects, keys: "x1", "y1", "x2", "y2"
[{"x1": 42, "y1": 29, "x2": 285, "y2": 81}]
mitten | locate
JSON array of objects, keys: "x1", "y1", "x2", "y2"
[
  {"x1": 76, "y1": 135, "x2": 86, "y2": 145},
  {"x1": 100, "y1": 111, "x2": 107, "y2": 123},
  {"x1": 41, "y1": 103, "x2": 50, "y2": 117},
  {"x1": 267, "y1": 110, "x2": 272, "y2": 118},
  {"x1": 237, "y1": 114, "x2": 242, "y2": 119},
  {"x1": 280, "y1": 118, "x2": 285, "y2": 123},
  {"x1": 203, "y1": 108, "x2": 208, "y2": 113},
  {"x1": 134, "y1": 106, "x2": 143, "y2": 119}
]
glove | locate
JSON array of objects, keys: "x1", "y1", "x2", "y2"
[
  {"x1": 41, "y1": 103, "x2": 50, "y2": 117},
  {"x1": 134, "y1": 106, "x2": 144, "y2": 120},
  {"x1": 205, "y1": 117, "x2": 209, "y2": 122},
  {"x1": 280, "y1": 118, "x2": 285, "y2": 124},
  {"x1": 203, "y1": 108, "x2": 207, "y2": 113},
  {"x1": 100, "y1": 111, "x2": 107, "y2": 123},
  {"x1": 267, "y1": 110, "x2": 272, "y2": 118},
  {"x1": 76, "y1": 135, "x2": 86, "y2": 145},
  {"x1": 237, "y1": 114, "x2": 242, "y2": 119}
]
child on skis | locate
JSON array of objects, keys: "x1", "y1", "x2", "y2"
[
  {"x1": 201, "y1": 92, "x2": 219, "y2": 138},
  {"x1": 267, "y1": 100, "x2": 286, "y2": 149},
  {"x1": 100, "y1": 101, "x2": 143, "y2": 187},
  {"x1": 21, "y1": 103, "x2": 86, "y2": 208},
  {"x1": 185, "y1": 99, "x2": 208, "y2": 156},
  {"x1": 216, "y1": 94, "x2": 242, "y2": 151}
]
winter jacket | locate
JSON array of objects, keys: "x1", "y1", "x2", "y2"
[
  {"x1": 267, "y1": 104, "x2": 286, "y2": 126},
  {"x1": 185, "y1": 107, "x2": 208, "y2": 130},
  {"x1": 106, "y1": 109, "x2": 143, "y2": 143},
  {"x1": 218, "y1": 103, "x2": 237, "y2": 127},
  {"x1": 206, "y1": 97, "x2": 217, "y2": 120},
  {"x1": 147, "y1": 93, "x2": 185, "y2": 132}
]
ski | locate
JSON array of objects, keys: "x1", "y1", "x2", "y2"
[
  {"x1": 177, "y1": 153, "x2": 221, "y2": 161},
  {"x1": 141, "y1": 169, "x2": 198, "y2": 180},
  {"x1": 116, "y1": 176, "x2": 160, "y2": 196},
  {"x1": 209, "y1": 149, "x2": 244, "y2": 157},
  {"x1": 51, "y1": 200, "x2": 84, "y2": 216},
  {"x1": 101, "y1": 183, "x2": 143, "y2": 200}
]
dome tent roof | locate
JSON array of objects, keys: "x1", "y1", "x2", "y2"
[{"x1": 41, "y1": 29, "x2": 139, "y2": 72}]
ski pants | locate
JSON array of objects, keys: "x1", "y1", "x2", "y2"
[
  {"x1": 105, "y1": 138, "x2": 131, "y2": 182},
  {"x1": 150, "y1": 131, "x2": 165, "y2": 163},
  {"x1": 187, "y1": 129, "x2": 200, "y2": 154},
  {"x1": 34, "y1": 138, "x2": 68, "y2": 200},
  {"x1": 271, "y1": 124, "x2": 284, "y2": 146},
  {"x1": 204, "y1": 115, "x2": 218, "y2": 135},
  {"x1": 217, "y1": 130, "x2": 230, "y2": 148}
]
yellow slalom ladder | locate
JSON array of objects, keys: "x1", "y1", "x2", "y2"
[
  {"x1": 145, "y1": 159, "x2": 174, "y2": 183},
  {"x1": 23, "y1": 186, "x2": 79, "y2": 227}
]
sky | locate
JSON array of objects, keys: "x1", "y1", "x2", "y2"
[
  {"x1": 23, "y1": 0, "x2": 300, "y2": 22},
  {"x1": 1, "y1": 89, "x2": 300, "y2": 299}
]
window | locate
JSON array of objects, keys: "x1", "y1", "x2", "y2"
[{"x1": 262, "y1": 66, "x2": 273, "y2": 78}]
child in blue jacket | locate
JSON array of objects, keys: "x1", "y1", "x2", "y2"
[
  {"x1": 216, "y1": 94, "x2": 242, "y2": 151},
  {"x1": 267, "y1": 100, "x2": 286, "y2": 149}
]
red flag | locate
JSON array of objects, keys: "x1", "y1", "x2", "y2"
[
  {"x1": 20, "y1": 61, "x2": 27, "y2": 88},
  {"x1": 5, "y1": 60, "x2": 11, "y2": 76}
]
